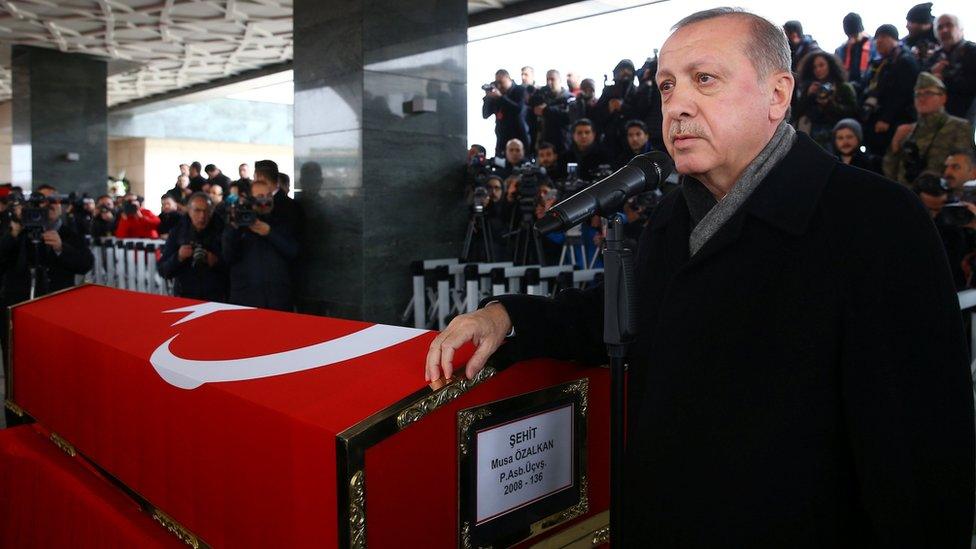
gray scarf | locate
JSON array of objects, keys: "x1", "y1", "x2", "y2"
[{"x1": 682, "y1": 121, "x2": 796, "y2": 256}]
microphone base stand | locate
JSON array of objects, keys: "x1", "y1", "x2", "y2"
[{"x1": 602, "y1": 216, "x2": 636, "y2": 546}]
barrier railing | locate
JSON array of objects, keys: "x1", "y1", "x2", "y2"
[
  {"x1": 86, "y1": 237, "x2": 171, "y2": 296},
  {"x1": 402, "y1": 259, "x2": 604, "y2": 330}
]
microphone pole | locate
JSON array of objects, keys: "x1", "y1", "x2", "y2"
[{"x1": 536, "y1": 152, "x2": 673, "y2": 543}]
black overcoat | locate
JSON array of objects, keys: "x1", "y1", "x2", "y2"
[{"x1": 494, "y1": 133, "x2": 975, "y2": 547}]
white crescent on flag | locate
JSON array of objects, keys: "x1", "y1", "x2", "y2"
[{"x1": 149, "y1": 303, "x2": 430, "y2": 390}]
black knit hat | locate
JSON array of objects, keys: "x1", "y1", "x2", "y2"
[
  {"x1": 906, "y1": 3, "x2": 934, "y2": 24},
  {"x1": 843, "y1": 13, "x2": 863, "y2": 36},
  {"x1": 875, "y1": 24, "x2": 899, "y2": 40}
]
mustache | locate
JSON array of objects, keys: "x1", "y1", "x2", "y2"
[{"x1": 668, "y1": 121, "x2": 707, "y2": 142}]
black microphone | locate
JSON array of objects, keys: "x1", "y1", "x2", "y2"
[{"x1": 535, "y1": 151, "x2": 674, "y2": 235}]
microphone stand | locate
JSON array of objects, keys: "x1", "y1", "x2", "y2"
[{"x1": 602, "y1": 214, "x2": 636, "y2": 545}]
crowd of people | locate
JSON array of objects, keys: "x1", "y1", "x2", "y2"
[
  {"x1": 471, "y1": 3, "x2": 976, "y2": 287},
  {"x1": 0, "y1": 159, "x2": 305, "y2": 315}
]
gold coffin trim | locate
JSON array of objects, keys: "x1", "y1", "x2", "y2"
[
  {"x1": 49, "y1": 432, "x2": 76, "y2": 457},
  {"x1": 152, "y1": 508, "x2": 201, "y2": 549},
  {"x1": 396, "y1": 366, "x2": 497, "y2": 429}
]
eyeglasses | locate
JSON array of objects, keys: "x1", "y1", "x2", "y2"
[{"x1": 915, "y1": 90, "x2": 945, "y2": 98}]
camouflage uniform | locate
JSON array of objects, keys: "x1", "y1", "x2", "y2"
[{"x1": 883, "y1": 110, "x2": 973, "y2": 185}]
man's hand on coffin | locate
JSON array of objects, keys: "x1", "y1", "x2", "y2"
[{"x1": 425, "y1": 303, "x2": 512, "y2": 383}]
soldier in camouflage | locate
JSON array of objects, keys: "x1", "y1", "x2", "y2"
[{"x1": 884, "y1": 72, "x2": 974, "y2": 185}]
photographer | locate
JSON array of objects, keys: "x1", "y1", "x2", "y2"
[
  {"x1": 634, "y1": 56, "x2": 666, "y2": 151},
  {"x1": 114, "y1": 194, "x2": 161, "y2": 239},
  {"x1": 943, "y1": 149, "x2": 976, "y2": 195},
  {"x1": 913, "y1": 172, "x2": 968, "y2": 289},
  {"x1": 794, "y1": 52, "x2": 858, "y2": 150},
  {"x1": 157, "y1": 192, "x2": 225, "y2": 301},
  {"x1": 928, "y1": 14, "x2": 976, "y2": 120},
  {"x1": 834, "y1": 13, "x2": 877, "y2": 91},
  {"x1": 222, "y1": 162, "x2": 299, "y2": 311},
  {"x1": 883, "y1": 72, "x2": 973, "y2": 185},
  {"x1": 70, "y1": 196, "x2": 96, "y2": 236},
  {"x1": 564, "y1": 119, "x2": 611, "y2": 182},
  {"x1": 90, "y1": 195, "x2": 118, "y2": 239},
  {"x1": 568, "y1": 79, "x2": 599, "y2": 127},
  {"x1": 482, "y1": 69, "x2": 530, "y2": 157},
  {"x1": 862, "y1": 25, "x2": 920, "y2": 155},
  {"x1": 528, "y1": 70, "x2": 573, "y2": 153},
  {"x1": 492, "y1": 138, "x2": 527, "y2": 180},
  {"x1": 165, "y1": 174, "x2": 192, "y2": 204},
  {"x1": 594, "y1": 59, "x2": 641, "y2": 159},
  {"x1": 0, "y1": 188, "x2": 93, "y2": 305}
]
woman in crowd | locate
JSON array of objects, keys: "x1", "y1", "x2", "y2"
[{"x1": 795, "y1": 52, "x2": 859, "y2": 150}]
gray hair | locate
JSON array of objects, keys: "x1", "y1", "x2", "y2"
[
  {"x1": 672, "y1": 7, "x2": 792, "y2": 81},
  {"x1": 187, "y1": 191, "x2": 212, "y2": 211}
]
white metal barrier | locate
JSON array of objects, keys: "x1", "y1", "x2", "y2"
[{"x1": 89, "y1": 237, "x2": 171, "y2": 296}]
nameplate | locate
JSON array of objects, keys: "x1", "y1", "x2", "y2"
[{"x1": 457, "y1": 379, "x2": 588, "y2": 548}]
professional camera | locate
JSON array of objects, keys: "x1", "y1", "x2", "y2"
[
  {"x1": 859, "y1": 96, "x2": 879, "y2": 122},
  {"x1": 228, "y1": 197, "x2": 257, "y2": 227},
  {"x1": 481, "y1": 82, "x2": 498, "y2": 93},
  {"x1": 901, "y1": 137, "x2": 925, "y2": 184},
  {"x1": 19, "y1": 193, "x2": 56, "y2": 242},
  {"x1": 817, "y1": 82, "x2": 835, "y2": 99},
  {"x1": 122, "y1": 201, "x2": 139, "y2": 216},
  {"x1": 471, "y1": 186, "x2": 490, "y2": 214},
  {"x1": 191, "y1": 242, "x2": 208, "y2": 269}
]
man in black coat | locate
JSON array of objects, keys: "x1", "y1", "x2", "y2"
[
  {"x1": 157, "y1": 192, "x2": 225, "y2": 301},
  {"x1": 862, "y1": 25, "x2": 920, "y2": 154},
  {"x1": 0, "y1": 190, "x2": 93, "y2": 306},
  {"x1": 223, "y1": 163, "x2": 299, "y2": 311},
  {"x1": 427, "y1": 8, "x2": 974, "y2": 547},
  {"x1": 929, "y1": 13, "x2": 976, "y2": 120},
  {"x1": 482, "y1": 69, "x2": 530, "y2": 157}
]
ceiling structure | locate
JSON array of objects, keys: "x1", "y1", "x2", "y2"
[{"x1": 0, "y1": 0, "x2": 578, "y2": 108}]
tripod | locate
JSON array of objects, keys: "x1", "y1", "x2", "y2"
[
  {"x1": 26, "y1": 231, "x2": 47, "y2": 300},
  {"x1": 508, "y1": 209, "x2": 546, "y2": 266},
  {"x1": 461, "y1": 209, "x2": 494, "y2": 263}
]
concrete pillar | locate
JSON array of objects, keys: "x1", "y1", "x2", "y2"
[
  {"x1": 11, "y1": 45, "x2": 107, "y2": 196},
  {"x1": 293, "y1": 0, "x2": 468, "y2": 322}
]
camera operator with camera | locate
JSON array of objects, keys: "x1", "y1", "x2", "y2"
[
  {"x1": 492, "y1": 138, "x2": 528, "y2": 180},
  {"x1": 114, "y1": 193, "x2": 161, "y2": 239},
  {"x1": 90, "y1": 195, "x2": 118, "y2": 239},
  {"x1": 0, "y1": 186, "x2": 93, "y2": 306},
  {"x1": 594, "y1": 59, "x2": 641, "y2": 159},
  {"x1": 568, "y1": 79, "x2": 600, "y2": 126},
  {"x1": 912, "y1": 172, "x2": 969, "y2": 289},
  {"x1": 794, "y1": 52, "x2": 858, "y2": 150},
  {"x1": 482, "y1": 69, "x2": 530, "y2": 157},
  {"x1": 157, "y1": 195, "x2": 183, "y2": 240},
  {"x1": 883, "y1": 72, "x2": 973, "y2": 186},
  {"x1": 157, "y1": 192, "x2": 225, "y2": 301},
  {"x1": 222, "y1": 161, "x2": 299, "y2": 311},
  {"x1": 528, "y1": 70, "x2": 574, "y2": 154},
  {"x1": 927, "y1": 14, "x2": 976, "y2": 121}
]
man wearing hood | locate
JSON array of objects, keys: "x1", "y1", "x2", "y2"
[
  {"x1": 784, "y1": 20, "x2": 821, "y2": 72},
  {"x1": 595, "y1": 59, "x2": 641, "y2": 159},
  {"x1": 862, "y1": 24, "x2": 920, "y2": 154},
  {"x1": 883, "y1": 72, "x2": 973, "y2": 185},
  {"x1": 834, "y1": 13, "x2": 877, "y2": 90},
  {"x1": 905, "y1": 2, "x2": 939, "y2": 64}
]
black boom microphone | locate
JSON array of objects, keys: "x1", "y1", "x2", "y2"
[{"x1": 535, "y1": 151, "x2": 674, "y2": 235}]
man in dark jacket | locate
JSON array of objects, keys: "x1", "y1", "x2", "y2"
[
  {"x1": 223, "y1": 163, "x2": 299, "y2": 311},
  {"x1": 527, "y1": 69, "x2": 573, "y2": 154},
  {"x1": 784, "y1": 20, "x2": 821, "y2": 71},
  {"x1": 594, "y1": 59, "x2": 641, "y2": 159},
  {"x1": 205, "y1": 164, "x2": 232, "y2": 194},
  {"x1": 905, "y1": 2, "x2": 939, "y2": 64},
  {"x1": 0, "y1": 190, "x2": 93, "y2": 305},
  {"x1": 157, "y1": 192, "x2": 225, "y2": 301},
  {"x1": 188, "y1": 161, "x2": 207, "y2": 193},
  {"x1": 427, "y1": 8, "x2": 974, "y2": 547},
  {"x1": 928, "y1": 13, "x2": 976, "y2": 120},
  {"x1": 482, "y1": 69, "x2": 531, "y2": 157},
  {"x1": 862, "y1": 25, "x2": 920, "y2": 154},
  {"x1": 563, "y1": 119, "x2": 611, "y2": 182}
]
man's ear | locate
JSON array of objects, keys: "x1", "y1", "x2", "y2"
[{"x1": 769, "y1": 71, "x2": 795, "y2": 122}]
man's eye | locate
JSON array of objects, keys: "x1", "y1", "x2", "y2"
[
  {"x1": 697, "y1": 73, "x2": 715, "y2": 84},
  {"x1": 658, "y1": 81, "x2": 674, "y2": 92}
]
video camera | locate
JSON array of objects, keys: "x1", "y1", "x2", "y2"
[
  {"x1": 19, "y1": 193, "x2": 66, "y2": 242},
  {"x1": 228, "y1": 196, "x2": 257, "y2": 227},
  {"x1": 481, "y1": 82, "x2": 498, "y2": 93}
]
